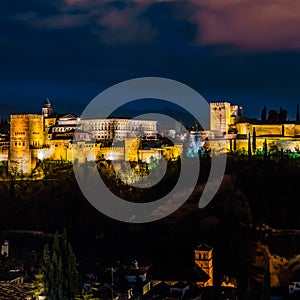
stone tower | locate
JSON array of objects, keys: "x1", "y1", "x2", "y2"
[
  {"x1": 194, "y1": 243, "x2": 213, "y2": 286},
  {"x1": 9, "y1": 114, "x2": 44, "y2": 174},
  {"x1": 42, "y1": 98, "x2": 53, "y2": 118},
  {"x1": 210, "y1": 102, "x2": 241, "y2": 134}
]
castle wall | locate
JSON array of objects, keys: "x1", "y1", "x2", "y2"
[
  {"x1": 238, "y1": 123, "x2": 300, "y2": 137},
  {"x1": 236, "y1": 123, "x2": 250, "y2": 135},
  {"x1": 68, "y1": 142, "x2": 100, "y2": 163},
  {"x1": 235, "y1": 137, "x2": 300, "y2": 153},
  {"x1": 125, "y1": 138, "x2": 141, "y2": 162},
  {"x1": 50, "y1": 140, "x2": 68, "y2": 161},
  {"x1": 250, "y1": 124, "x2": 282, "y2": 136},
  {"x1": 98, "y1": 147, "x2": 124, "y2": 161},
  {"x1": 294, "y1": 124, "x2": 300, "y2": 136}
]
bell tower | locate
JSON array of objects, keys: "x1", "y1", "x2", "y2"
[
  {"x1": 42, "y1": 98, "x2": 53, "y2": 118},
  {"x1": 194, "y1": 243, "x2": 213, "y2": 286}
]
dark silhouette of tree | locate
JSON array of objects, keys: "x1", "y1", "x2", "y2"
[
  {"x1": 279, "y1": 107, "x2": 288, "y2": 123},
  {"x1": 261, "y1": 106, "x2": 267, "y2": 122},
  {"x1": 43, "y1": 230, "x2": 78, "y2": 300},
  {"x1": 252, "y1": 127, "x2": 256, "y2": 153},
  {"x1": 261, "y1": 263, "x2": 270, "y2": 300},
  {"x1": 263, "y1": 139, "x2": 268, "y2": 160},
  {"x1": 0, "y1": 118, "x2": 9, "y2": 134},
  {"x1": 248, "y1": 132, "x2": 252, "y2": 158},
  {"x1": 268, "y1": 110, "x2": 280, "y2": 123},
  {"x1": 43, "y1": 243, "x2": 50, "y2": 295}
]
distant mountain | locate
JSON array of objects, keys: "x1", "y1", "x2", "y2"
[{"x1": 110, "y1": 100, "x2": 203, "y2": 130}]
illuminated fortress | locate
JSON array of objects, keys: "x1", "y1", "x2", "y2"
[
  {"x1": 7, "y1": 100, "x2": 181, "y2": 175},
  {"x1": 209, "y1": 101, "x2": 300, "y2": 153},
  {"x1": 3, "y1": 99, "x2": 300, "y2": 175}
]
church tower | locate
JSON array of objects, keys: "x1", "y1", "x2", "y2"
[
  {"x1": 42, "y1": 98, "x2": 53, "y2": 118},
  {"x1": 194, "y1": 243, "x2": 213, "y2": 286}
]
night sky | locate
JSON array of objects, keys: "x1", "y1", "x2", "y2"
[{"x1": 0, "y1": 0, "x2": 299, "y2": 119}]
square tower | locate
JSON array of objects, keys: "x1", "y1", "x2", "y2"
[
  {"x1": 194, "y1": 243, "x2": 213, "y2": 286},
  {"x1": 9, "y1": 114, "x2": 44, "y2": 175},
  {"x1": 210, "y1": 102, "x2": 242, "y2": 134}
]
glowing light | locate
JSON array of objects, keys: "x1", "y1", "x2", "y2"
[
  {"x1": 107, "y1": 152, "x2": 117, "y2": 160},
  {"x1": 37, "y1": 149, "x2": 54, "y2": 160},
  {"x1": 88, "y1": 154, "x2": 95, "y2": 161}
]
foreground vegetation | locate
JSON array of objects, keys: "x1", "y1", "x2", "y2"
[{"x1": 0, "y1": 156, "x2": 299, "y2": 294}]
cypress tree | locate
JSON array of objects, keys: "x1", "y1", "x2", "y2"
[
  {"x1": 261, "y1": 263, "x2": 270, "y2": 300},
  {"x1": 51, "y1": 251, "x2": 59, "y2": 299},
  {"x1": 263, "y1": 139, "x2": 268, "y2": 160},
  {"x1": 43, "y1": 230, "x2": 78, "y2": 300},
  {"x1": 248, "y1": 132, "x2": 252, "y2": 158},
  {"x1": 252, "y1": 127, "x2": 256, "y2": 153},
  {"x1": 53, "y1": 231, "x2": 60, "y2": 255},
  {"x1": 279, "y1": 107, "x2": 283, "y2": 123},
  {"x1": 43, "y1": 244, "x2": 50, "y2": 295},
  {"x1": 261, "y1": 106, "x2": 267, "y2": 122},
  {"x1": 62, "y1": 229, "x2": 78, "y2": 299}
]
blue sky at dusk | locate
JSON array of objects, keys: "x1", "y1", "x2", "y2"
[{"x1": 0, "y1": 0, "x2": 299, "y2": 119}]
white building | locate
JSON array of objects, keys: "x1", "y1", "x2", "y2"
[{"x1": 51, "y1": 115, "x2": 157, "y2": 141}]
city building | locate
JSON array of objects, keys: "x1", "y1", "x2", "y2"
[
  {"x1": 6, "y1": 100, "x2": 169, "y2": 175},
  {"x1": 194, "y1": 243, "x2": 214, "y2": 286},
  {"x1": 9, "y1": 114, "x2": 44, "y2": 174},
  {"x1": 210, "y1": 102, "x2": 242, "y2": 134},
  {"x1": 209, "y1": 102, "x2": 300, "y2": 154},
  {"x1": 5, "y1": 99, "x2": 300, "y2": 175}
]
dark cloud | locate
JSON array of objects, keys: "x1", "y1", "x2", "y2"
[
  {"x1": 0, "y1": 0, "x2": 299, "y2": 118},
  {"x1": 190, "y1": 0, "x2": 300, "y2": 51}
]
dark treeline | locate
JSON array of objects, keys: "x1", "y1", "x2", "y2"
[{"x1": 0, "y1": 157, "x2": 299, "y2": 289}]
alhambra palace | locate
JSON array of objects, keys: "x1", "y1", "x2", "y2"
[{"x1": 1, "y1": 99, "x2": 300, "y2": 175}]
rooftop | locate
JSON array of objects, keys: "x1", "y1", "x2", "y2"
[{"x1": 195, "y1": 243, "x2": 213, "y2": 251}]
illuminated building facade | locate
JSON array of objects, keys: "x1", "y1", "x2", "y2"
[
  {"x1": 208, "y1": 101, "x2": 300, "y2": 154},
  {"x1": 80, "y1": 118, "x2": 157, "y2": 141},
  {"x1": 41, "y1": 98, "x2": 53, "y2": 117},
  {"x1": 194, "y1": 244, "x2": 213, "y2": 286},
  {"x1": 7, "y1": 100, "x2": 161, "y2": 175},
  {"x1": 9, "y1": 114, "x2": 44, "y2": 174},
  {"x1": 51, "y1": 115, "x2": 157, "y2": 141},
  {"x1": 210, "y1": 102, "x2": 242, "y2": 134},
  {"x1": 8, "y1": 99, "x2": 300, "y2": 175}
]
